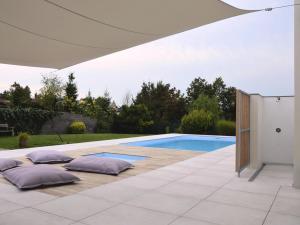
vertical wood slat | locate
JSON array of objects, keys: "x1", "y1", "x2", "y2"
[{"x1": 236, "y1": 90, "x2": 250, "y2": 174}]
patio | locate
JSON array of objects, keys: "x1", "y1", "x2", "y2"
[{"x1": 0, "y1": 136, "x2": 298, "y2": 225}]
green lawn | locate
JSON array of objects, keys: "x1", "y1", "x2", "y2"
[{"x1": 0, "y1": 133, "x2": 144, "y2": 150}]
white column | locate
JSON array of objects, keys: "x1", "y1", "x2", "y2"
[
  {"x1": 250, "y1": 95, "x2": 263, "y2": 170},
  {"x1": 294, "y1": 0, "x2": 300, "y2": 188}
]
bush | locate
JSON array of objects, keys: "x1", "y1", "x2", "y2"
[
  {"x1": 0, "y1": 108, "x2": 57, "y2": 134},
  {"x1": 190, "y1": 95, "x2": 220, "y2": 120},
  {"x1": 18, "y1": 132, "x2": 29, "y2": 148},
  {"x1": 180, "y1": 110, "x2": 215, "y2": 134},
  {"x1": 68, "y1": 121, "x2": 86, "y2": 134},
  {"x1": 216, "y1": 120, "x2": 235, "y2": 136}
]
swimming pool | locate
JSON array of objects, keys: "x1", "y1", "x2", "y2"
[
  {"x1": 123, "y1": 135, "x2": 235, "y2": 152},
  {"x1": 86, "y1": 152, "x2": 148, "y2": 163}
]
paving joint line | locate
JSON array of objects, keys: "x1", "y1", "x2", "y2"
[{"x1": 261, "y1": 185, "x2": 281, "y2": 225}]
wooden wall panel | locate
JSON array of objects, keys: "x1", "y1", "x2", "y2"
[{"x1": 236, "y1": 90, "x2": 250, "y2": 174}]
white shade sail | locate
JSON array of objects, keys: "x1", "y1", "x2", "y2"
[{"x1": 0, "y1": 0, "x2": 254, "y2": 69}]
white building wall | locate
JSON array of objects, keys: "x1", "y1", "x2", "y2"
[
  {"x1": 250, "y1": 96, "x2": 294, "y2": 167},
  {"x1": 294, "y1": 0, "x2": 300, "y2": 188},
  {"x1": 261, "y1": 97, "x2": 294, "y2": 164}
]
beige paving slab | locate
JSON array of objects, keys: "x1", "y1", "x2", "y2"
[
  {"x1": 271, "y1": 197, "x2": 300, "y2": 217},
  {"x1": 254, "y1": 175, "x2": 293, "y2": 187},
  {"x1": 264, "y1": 212, "x2": 300, "y2": 225},
  {"x1": 175, "y1": 160, "x2": 213, "y2": 169},
  {"x1": 179, "y1": 174, "x2": 232, "y2": 187},
  {"x1": 157, "y1": 164, "x2": 200, "y2": 175},
  {"x1": 223, "y1": 178, "x2": 280, "y2": 196},
  {"x1": 0, "y1": 183, "x2": 57, "y2": 207},
  {"x1": 170, "y1": 217, "x2": 216, "y2": 225},
  {"x1": 34, "y1": 194, "x2": 116, "y2": 220},
  {"x1": 138, "y1": 169, "x2": 188, "y2": 181},
  {"x1": 0, "y1": 198, "x2": 24, "y2": 214},
  {"x1": 185, "y1": 200, "x2": 267, "y2": 225},
  {"x1": 79, "y1": 182, "x2": 147, "y2": 203},
  {"x1": 192, "y1": 168, "x2": 235, "y2": 178},
  {"x1": 115, "y1": 175, "x2": 170, "y2": 190},
  {"x1": 81, "y1": 204, "x2": 177, "y2": 225},
  {"x1": 0, "y1": 207, "x2": 73, "y2": 225},
  {"x1": 263, "y1": 165, "x2": 293, "y2": 172},
  {"x1": 126, "y1": 191, "x2": 199, "y2": 215},
  {"x1": 157, "y1": 181, "x2": 217, "y2": 200},
  {"x1": 208, "y1": 189, "x2": 274, "y2": 211},
  {"x1": 207, "y1": 164, "x2": 235, "y2": 172},
  {"x1": 259, "y1": 169, "x2": 294, "y2": 179},
  {"x1": 278, "y1": 186, "x2": 300, "y2": 200}
]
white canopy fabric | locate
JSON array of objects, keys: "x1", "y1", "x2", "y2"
[{"x1": 0, "y1": 0, "x2": 254, "y2": 69}]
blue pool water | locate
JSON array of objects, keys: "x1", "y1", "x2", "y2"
[
  {"x1": 123, "y1": 135, "x2": 235, "y2": 152},
  {"x1": 86, "y1": 152, "x2": 148, "y2": 163}
]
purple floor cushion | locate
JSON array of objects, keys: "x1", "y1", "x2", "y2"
[
  {"x1": 64, "y1": 156, "x2": 133, "y2": 175},
  {"x1": 26, "y1": 150, "x2": 73, "y2": 164},
  {"x1": 3, "y1": 165, "x2": 80, "y2": 189},
  {"x1": 0, "y1": 158, "x2": 22, "y2": 172}
]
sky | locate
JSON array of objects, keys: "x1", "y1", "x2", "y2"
[{"x1": 0, "y1": 0, "x2": 294, "y2": 105}]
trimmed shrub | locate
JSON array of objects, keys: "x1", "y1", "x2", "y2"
[
  {"x1": 18, "y1": 132, "x2": 30, "y2": 148},
  {"x1": 180, "y1": 109, "x2": 215, "y2": 134},
  {"x1": 0, "y1": 108, "x2": 57, "y2": 134},
  {"x1": 68, "y1": 121, "x2": 86, "y2": 134},
  {"x1": 216, "y1": 120, "x2": 236, "y2": 136}
]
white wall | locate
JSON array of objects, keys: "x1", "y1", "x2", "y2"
[
  {"x1": 250, "y1": 96, "x2": 294, "y2": 167},
  {"x1": 294, "y1": 0, "x2": 300, "y2": 188},
  {"x1": 261, "y1": 97, "x2": 294, "y2": 164}
]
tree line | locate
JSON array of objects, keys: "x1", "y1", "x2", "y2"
[{"x1": 0, "y1": 73, "x2": 236, "y2": 135}]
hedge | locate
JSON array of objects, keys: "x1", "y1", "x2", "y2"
[
  {"x1": 0, "y1": 108, "x2": 57, "y2": 134},
  {"x1": 216, "y1": 120, "x2": 236, "y2": 136}
]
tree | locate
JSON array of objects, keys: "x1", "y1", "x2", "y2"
[
  {"x1": 187, "y1": 77, "x2": 236, "y2": 121},
  {"x1": 0, "y1": 90, "x2": 11, "y2": 100},
  {"x1": 7, "y1": 82, "x2": 31, "y2": 107},
  {"x1": 219, "y1": 86, "x2": 236, "y2": 120},
  {"x1": 38, "y1": 74, "x2": 64, "y2": 111},
  {"x1": 186, "y1": 77, "x2": 214, "y2": 102},
  {"x1": 64, "y1": 73, "x2": 78, "y2": 112},
  {"x1": 78, "y1": 90, "x2": 95, "y2": 117},
  {"x1": 134, "y1": 81, "x2": 187, "y2": 133},
  {"x1": 122, "y1": 91, "x2": 133, "y2": 106},
  {"x1": 78, "y1": 91, "x2": 116, "y2": 132},
  {"x1": 65, "y1": 73, "x2": 78, "y2": 100},
  {"x1": 212, "y1": 77, "x2": 226, "y2": 98},
  {"x1": 94, "y1": 92, "x2": 116, "y2": 132},
  {"x1": 113, "y1": 104, "x2": 154, "y2": 133},
  {"x1": 190, "y1": 95, "x2": 220, "y2": 121}
]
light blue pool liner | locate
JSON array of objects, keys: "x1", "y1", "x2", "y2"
[
  {"x1": 85, "y1": 152, "x2": 148, "y2": 163},
  {"x1": 122, "y1": 135, "x2": 235, "y2": 152}
]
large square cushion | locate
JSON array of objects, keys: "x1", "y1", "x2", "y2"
[
  {"x1": 0, "y1": 158, "x2": 22, "y2": 172},
  {"x1": 64, "y1": 156, "x2": 133, "y2": 175},
  {"x1": 26, "y1": 150, "x2": 73, "y2": 164},
  {"x1": 3, "y1": 165, "x2": 80, "y2": 189}
]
